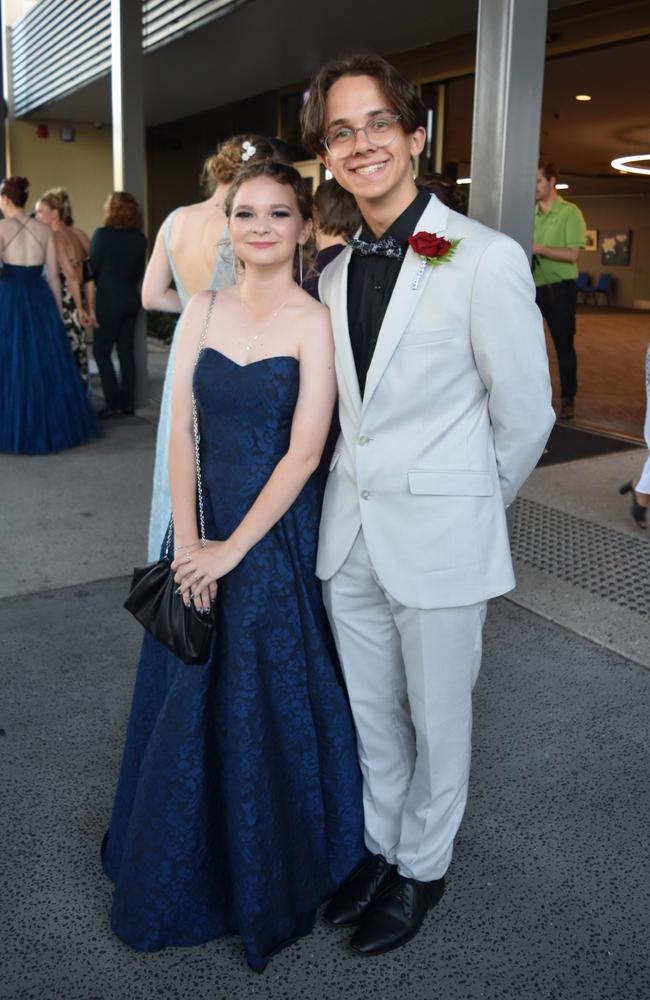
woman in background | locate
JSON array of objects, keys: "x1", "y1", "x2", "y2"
[
  {"x1": 36, "y1": 188, "x2": 91, "y2": 381},
  {"x1": 90, "y1": 192, "x2": 147, "y2": 419},
  {"x1": 57, "y1": 186, "x2": 98, "y2": 328},
  {"x1": 0, "y1": 176, "x2": 99, "y2": 453},
  {"x1": 143, "y1": 133, "x2": 275, "y2": 559}
]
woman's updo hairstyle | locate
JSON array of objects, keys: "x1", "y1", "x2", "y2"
[
  {"x1": 39, "y1": 187, "x2": 72, "y2": 223},
  {"x1": 200, "y1": 134, "x2": 275, "y2": 195},
  {"x1": 1, "y1": 176, "x2": 29, "y2": 207},
  {"x1": 224, "y1": 160, "x2": 316, "y2": 278}
]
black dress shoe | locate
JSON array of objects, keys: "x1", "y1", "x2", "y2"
[
  {"x1": 97, "y1": 407, "x2": 119, "y2": 420},
  {"x1": 350, "y1": 873, "x2": 445, "y2": 956},
  {"x1": 619, "y1": 481, "x2": 647, "y2": 528},
  {"x1": 323, "y1": 855, "x2": 397, "y2": 927}
]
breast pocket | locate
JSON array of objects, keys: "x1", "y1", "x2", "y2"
[{"x1": 400, "y1": 327, "x2": 459, "y2": 347}]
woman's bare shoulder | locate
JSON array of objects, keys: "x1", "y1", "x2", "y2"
[
  {"x1": 185, "y1": 288, "x2": 216, "y2": 313},
  {"x1": 31, "y1": 218, "x2": 51, "y2": 236},
  {"x1": 174, "y1": 201, "x2": 212, "y2": 224}
]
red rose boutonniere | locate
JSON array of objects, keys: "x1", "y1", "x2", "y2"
[{"x1": 407, "y1": 231, "x2": 462, "y2": 289}]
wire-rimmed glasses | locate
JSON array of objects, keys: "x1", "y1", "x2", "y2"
[{"x1": 321, "y1": 114, "x2": 403, "y2": 159}]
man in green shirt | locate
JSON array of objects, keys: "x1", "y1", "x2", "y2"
[{"x1": 533, "y1": 159, "x2": 587, "y2": 419}]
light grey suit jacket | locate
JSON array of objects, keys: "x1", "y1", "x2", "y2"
[{"x1": 317, "y1": 194, "x2": 555, "y2": 608}]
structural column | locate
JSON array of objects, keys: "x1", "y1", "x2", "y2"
[
  {"x1": 111, "y1": 0, "x2": 148, "y2": 405},
  {"x1": 469, "y1": 0, "x2": 548, "y2": 255},
  {"x1": 468, "y1": 0, "x2": 549, "y2": 534},
  {"x1": 1, "y1": 4, "x2": 8, "y2": 180}
]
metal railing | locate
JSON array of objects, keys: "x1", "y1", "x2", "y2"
[{"x1": 9, "y1": 0, "x2": 246, "y2": 117}]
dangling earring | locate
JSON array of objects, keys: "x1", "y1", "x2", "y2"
[{"x1": 298, "y1": 243, "x2": 304, "y2": 286}]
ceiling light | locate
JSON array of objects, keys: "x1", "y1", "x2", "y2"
[
  {"x1": 611, "y1": 153, "x2": 650, "y2": 176},
  {"x1": 457, "y1": 177, "x2": 471, "y2": 185},
  {"x1": 575, "y1": 94, "x2": 591, "y2": 102},
  {"x1": 556, "y1": 183, "x2": 569, "y2": 190}
]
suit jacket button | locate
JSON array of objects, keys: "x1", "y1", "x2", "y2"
[
  {"x1": 361, "y1": 490, "x2": 370, "y2": 500},
  {"x1": 359, "y1": 435, "x2": 369, "y2": 445}
]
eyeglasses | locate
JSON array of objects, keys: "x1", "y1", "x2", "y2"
[{"x1": 321, "y1": 115, "x2": 403, "y2": 159}]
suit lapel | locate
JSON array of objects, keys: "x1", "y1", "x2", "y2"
[
  {"x1": 330, "y1": 245, "x2": 362, "y2": 417},
  {"x1": 361, "y1": 196, "x2": 450, "y2": 417}
]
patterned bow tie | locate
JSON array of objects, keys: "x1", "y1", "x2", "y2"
[{"x1": 347, "y1": 235, "x2": 404, "y2": 261}]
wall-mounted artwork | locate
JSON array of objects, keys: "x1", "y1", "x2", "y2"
[
  {"x1": 584, "y1": 229, "x2": 598, "y2": 252},
  {"x1": 600, "y1": 230, "x2": 632, "y2": 266}
]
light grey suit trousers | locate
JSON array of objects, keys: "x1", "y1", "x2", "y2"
[{"x1": 323, "y1": 529, "x2": 486, "y2": 881}]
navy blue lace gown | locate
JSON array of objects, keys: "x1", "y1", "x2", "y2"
[
  {"x1": 0, "y1": 263, "x2": 99, "y2": 454},
  {"x1": 102, "y1": 348, "x2": 366, "y2": 971}
]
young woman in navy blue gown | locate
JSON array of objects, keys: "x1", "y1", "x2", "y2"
[
  {"x1": 0, "y1": 176, "x2": 99, "y2": 455},
  {"x1": 102, "y1": 161, "x2": 366, "y2": 971}
]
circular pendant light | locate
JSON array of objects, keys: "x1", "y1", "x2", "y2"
[{"x1": 611, "y1": 154, "x2": 650, "y2": 176}]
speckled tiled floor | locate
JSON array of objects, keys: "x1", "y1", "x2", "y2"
[{"x1": 1, "y1": 581, "x2": 648, "y2": 1000}]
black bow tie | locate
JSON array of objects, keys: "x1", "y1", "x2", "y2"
[{"x1": 347, "y1": 235, "x2": 404, "y2": 261}]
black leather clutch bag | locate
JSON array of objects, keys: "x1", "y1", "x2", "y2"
[{"x1": 124, "y1": 556, "x2": 215, "y2": 666}]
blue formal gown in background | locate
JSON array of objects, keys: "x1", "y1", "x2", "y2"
[
  {"x1": 0, "y1": 263, "x2": 99, "y2": 454},
  {"x1": 102, "y1": 348, "x2": 366, "y2": 971}
]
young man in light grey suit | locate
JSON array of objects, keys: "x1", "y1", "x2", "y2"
[{"x1": 300, "y1": 54, "x2": 555, "y2": 957}]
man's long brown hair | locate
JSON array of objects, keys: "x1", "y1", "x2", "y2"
[{"x1": 300, "y1": 54, "x2": 427, "y2": 156}]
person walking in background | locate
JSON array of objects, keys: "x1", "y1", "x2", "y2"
[
  {"x1": 36, "y1": 188, "x2": 92, "y2": 381},
  {"x1": 102, "y1": 161, "x2": 365, "y2": 971},
  {"x1": 89, "y1": 193, "x2": 147, "y2": 419},
  {"x1": 303, "y1": 178, "x2": 361, "y2": 299},
  {"x1": 619, "y1": 343, "x2": 650, "y2": 528},
  {"x1": 300, "y1": 53, "x2": 554, "y2": 956},
  {"x1": 143, "y1": 133, "x2": 275, "y2": 560},
  {"x1": 0, "y1": 176, "x2": 99, "y2": 454},
  {"x1": 533, "y1": 159, "x2": 587, "y2": 421}
]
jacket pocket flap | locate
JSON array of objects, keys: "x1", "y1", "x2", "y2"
[{"x1": 408, "y1": 470, "x2": 494, "y2": 496}]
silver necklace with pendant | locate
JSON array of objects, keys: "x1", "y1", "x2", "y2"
[{"x1": 240, "y1": 287, "x2": 294, "y2": 354}]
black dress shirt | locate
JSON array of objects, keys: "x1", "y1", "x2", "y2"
[{"x1": 347, "y1": 187, "x2": 430, "y2": 395}]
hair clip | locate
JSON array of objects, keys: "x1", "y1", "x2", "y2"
[{"x1": 241, "y1": 140, "x2": 256, "y2": 162}]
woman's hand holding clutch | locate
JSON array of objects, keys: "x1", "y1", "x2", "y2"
[{"x1": 171, "y1": 540, "x2": 242, "y2": 608}]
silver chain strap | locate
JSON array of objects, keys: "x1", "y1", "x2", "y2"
[{"x1": 164, "y1": 291, "x2": 216, "y2": 560}]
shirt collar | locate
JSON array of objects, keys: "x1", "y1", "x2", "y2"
[
  {"x1": 536, "y1": 194, "x2": 565, "y2": 217},
  {"x1": 360, "y1": 188, "x2": 431, "y2": 247}
]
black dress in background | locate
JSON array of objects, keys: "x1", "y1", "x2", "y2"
[{"x1": 89, "y1": 226, "x2": 147, "y2": 413}]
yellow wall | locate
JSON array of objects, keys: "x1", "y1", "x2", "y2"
[{"x1": 7, "y1": 118, "x2": 113, "y2": 236}]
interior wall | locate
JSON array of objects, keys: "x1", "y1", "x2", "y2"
[
  {"x1": 573, "y1": 193, "x2": 650, "y2": 308},
  {"x1": 7, "y1": 118, "x2": 113, "y2": 236}
]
